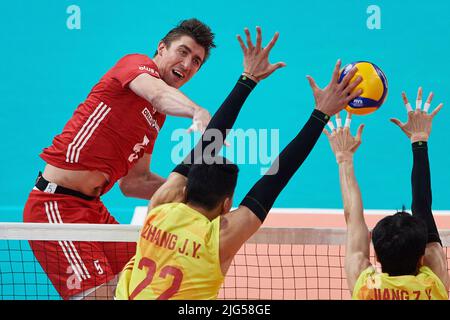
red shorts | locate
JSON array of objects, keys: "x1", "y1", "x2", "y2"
[{"x1": 23, "y1": 190, "x2": 136, "y2": 300}]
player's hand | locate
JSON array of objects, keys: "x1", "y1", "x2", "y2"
[
  {"x1": 187, "y1": 107, "x2": 212, "y2": 134},
  {"x1": 390, "y1": 87, "x2": 443, "y2": 143},
  {"x1": 187, "y1": 105, "x2": 231, "y2": 146},
  {"x1": 149, "y1": 173, "x2": 187, "y2": 210},
  {"x1": 237, "y1": 26, "x2": 286, "y2": 82},
  {"x1": 323, "y1": 112, "x2": 365, "y2": 163},
  {"x1": 307, "y1": 59, "x2": 363, "y2": 116}
]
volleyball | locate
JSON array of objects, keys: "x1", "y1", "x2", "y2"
[{"x1": 339, "y1": 61, "x2": 388, "y2": 115}]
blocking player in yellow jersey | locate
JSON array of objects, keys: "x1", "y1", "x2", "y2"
[
  {"x1": 115, "y1": 27, "x2": 363, "y2": 300},
  {"x1": 323, "y1": 87, "x2": 449, "y2": 300},
  {"x1": 117, "y1": 202, "x2": 223, "y2": 299}
]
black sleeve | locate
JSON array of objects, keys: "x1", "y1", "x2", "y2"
[
  {"x1": 172, "y1": 75, "x2": 257, "y2": 177},
  {"x1": 240, "y1": 109, "x2": 330, "y2": 222},
  {"x1": 411, "y1": 141, "x2": 441, "y2": 245}
]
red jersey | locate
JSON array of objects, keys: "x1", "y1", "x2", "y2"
[{"x1": 41, "y1": 54, "x2": 166, "y2": 194}]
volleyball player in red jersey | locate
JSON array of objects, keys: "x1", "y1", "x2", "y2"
[{"x1": 23, "y1": 19, "x2": 215, "y2": 300}]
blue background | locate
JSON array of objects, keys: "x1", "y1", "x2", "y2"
[{"x1": 1, "y1": 0, "x2": 449, "y2": 223}]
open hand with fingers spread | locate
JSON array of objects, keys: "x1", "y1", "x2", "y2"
[
  {"x1": 323, "y1": 112, "x2": 365, "y2": 163},
  {"x1": 237, "y1": 27, "x2": 286, "y2": 82},
  {"x1": 307, "y1": 60, "x2": 363, "y2": 116},
  {"x1": 390, "y1": 87, "x2": 443, "y2": 143}
]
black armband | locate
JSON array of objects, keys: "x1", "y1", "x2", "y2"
[
  {"x1": 311, "y1": 108, "x2": 331, "y2": 125},
  {"x1": 411, "y1": 141, "x2": 442, "y2": 245},
  {"x1": 412, "y1": 141, "x2": 428, "y2": 150},
  {"x1": 240, "y1": 109, "x2": 328, "y2": 222},
  {"x1": 237, "y1": 74, "x2": 258, "y2": 90}
]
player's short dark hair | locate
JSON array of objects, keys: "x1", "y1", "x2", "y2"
[
  {"x1": 372, "y1": 211, "x2": 427, "y2": 276},
  {"x1": 186, "y1": 157, "x2": 238, "y2": 211},
  {"x1": 155, "y1": 18, "x2": 216, "y2": 63}
]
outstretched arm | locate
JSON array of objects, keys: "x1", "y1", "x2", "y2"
[
  {"x1": 220, "y1": 60, "x2": 363, "y2": 271},
  {"x1": 149, "y1": 27, "x2": 286, "y2": 210},
  {"x1": 324, "y1": 113, "x2": 371, "y2": 293},
  {"x1": 130, "y1": 73, "x2": 212, "y2": 134},
  {"x1": 391, "y1": 87, "x2": 448, "y2": 290}
]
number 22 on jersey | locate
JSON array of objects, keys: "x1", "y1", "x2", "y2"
[{"x1": 129, "y1": 257, "x2": 183, "y2": 300}]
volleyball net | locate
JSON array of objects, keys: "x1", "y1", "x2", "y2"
[{"x1": 1, "y1": 223, "x2": 450, "y2": 300}]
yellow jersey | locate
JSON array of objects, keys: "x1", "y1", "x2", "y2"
[
  {"x1": 353, "y1": 265, "x2": 448, "y2": 300},
  {"x1": 115, "y1": 203, "x2": 224, "y2": 300}
]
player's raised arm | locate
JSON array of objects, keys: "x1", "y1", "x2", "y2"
[
  {"x1": 237, "y1": 27, "x2": 286, "y2": 82},
  {"x1": 391, "y1": 87, "x2": 448, "y2": 290},
  {"x1": 324, "y1": 112, "x2": 370, "y2": 293},
  {"x1": 149, "y1": 27, "x2": 285, "y2": 210},
  {"x1": 219, "y1": 61, "x2": 363, "y2": 272},
  {"x1": 129, "y1": 73, "x2": 212, "y2": 133}
]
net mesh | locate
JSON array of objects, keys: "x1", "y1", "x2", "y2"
[
  {"x1": 219, "y1": 243, "x2": 351, "y2": 299},
  {"x1": 1, "y1": 223, "x2": 449, "y2": 300}
]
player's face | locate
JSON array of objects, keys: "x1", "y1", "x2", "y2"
[{"x1": 157, "y1": 36, "x2": 205, "y2": 88}]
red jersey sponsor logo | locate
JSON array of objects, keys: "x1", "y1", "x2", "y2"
[
  {"x1": 142, "y1": 108, "x2": 160, "y2": 132},
  {"x1": 139, "y1": 66, "x2": 159, "y2": 77}
]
